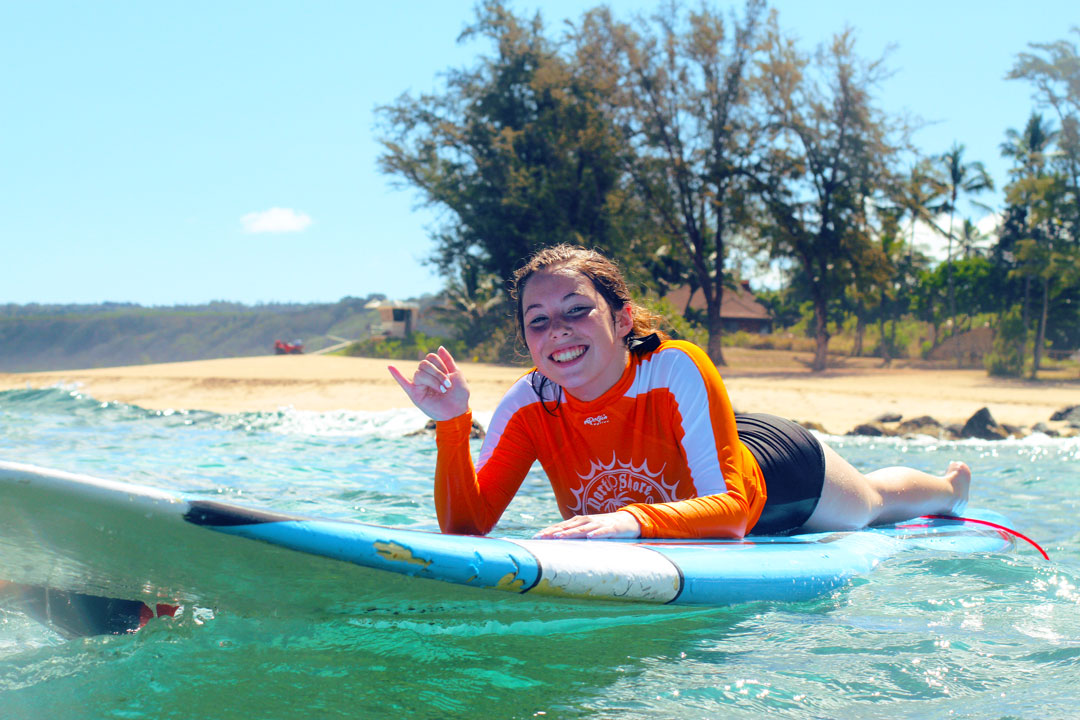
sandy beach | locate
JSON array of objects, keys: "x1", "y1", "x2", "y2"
[{"x1": 2, "y1": 349, "x2": 1078, "y2": 435}]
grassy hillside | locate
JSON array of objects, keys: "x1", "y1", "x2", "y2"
[{"x1": 0, "y1": 298, "x2": 384, "y2": 372}]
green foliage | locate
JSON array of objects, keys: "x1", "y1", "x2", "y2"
[
  {"x1": 756, "y1": 21, "x2": 905, "y2": 371},
  {"x1": 342, "y1": 333, "x2": 468, "y2": 363},
  {"x1": 871, "y1": 318, "x2": 923, "y2": 360},
  {"x1": 754, "y1": 288, "x2": 802, "y2": 328},
  {"x1": 376, "y1": 1, "x2": 641, "y2": 293},
  {"x1": 426, "y1": 257, "x2": 511, "y2": 348},
  {"x1": 723, "y1": 331, "x2": 816, "y2": 353},
  {"x1": 372, "y1": 10, "x2": 1080, "y2": 377},
  {"x1": 985, "y1": 305, "x2": 1028, "y2": 377},
  {"x1": 575, "y1": 0, "x2": 768, "y2": 363},
  {"x1": 635, "y1": 295, "x2": 709, "y2": 348}
]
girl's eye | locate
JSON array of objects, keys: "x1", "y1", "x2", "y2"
[
  {"x1": 567, "y1": 305, "x2": 589, "y2": 316},
  {"x1": 527, "y1": 316, "x2": 548, "y2": 328}
]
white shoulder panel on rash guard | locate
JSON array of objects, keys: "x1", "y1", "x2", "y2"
[
  {"x1": 476, "y1": 372, "x2": 550, "y2": 471},
  {"x1": 627, "y1": 346, "x2": 728, "y2": 496}
]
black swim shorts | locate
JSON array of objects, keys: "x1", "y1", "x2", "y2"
[{"x1": 736, "y1": 413, "x2": 826, "y2": 535}]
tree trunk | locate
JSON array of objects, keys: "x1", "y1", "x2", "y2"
[
  {"x1": 706, "y1": 302, "x2": 726, "y2": 367},
  {"x1": 946, "y1": 211, "x2": 957, "y2": 334},
  {"x1": 1032, "y1": 275, "x2": 1049, "y2": 379},
  {"x1": 812, "y1": 297, "x2": 829, "y2": 372},
  {"x1": 1022, "y1": 275, "x2": 1032, "y2": 371},
  {"x1": 853, "y1": 313, "x2": 866, "y2": 357},
  {"x1": 877, "y1": 307, "x2": 891, "y2": 365}
]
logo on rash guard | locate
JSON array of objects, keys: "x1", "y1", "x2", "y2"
[
  {"x1": 568, "y1": 454, "x2": 679, "y2": 514},
  {"x1": 583, "y1": 414, "x2": 608, "y2": 426}
]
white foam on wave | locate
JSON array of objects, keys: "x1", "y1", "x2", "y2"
[
  {"x1": 250, "y1": 407, "x2": 431, "y2": 438},
  {"x1": 822, "y1": 430, "x2": 1079, "y2": 450},
  {"x1": 248, "y1": 406, "x2": 497, "y2": 439}
]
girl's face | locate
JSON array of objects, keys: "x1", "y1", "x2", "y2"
[{"x1": 520, "y1": 268, "x2": 632, "y2": 402}]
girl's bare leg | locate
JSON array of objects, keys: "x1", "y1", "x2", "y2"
[{"x1": 801, "y1": 443, "x2": 970, "y2": 532}]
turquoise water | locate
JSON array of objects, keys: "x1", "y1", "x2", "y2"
[{"x1": 1, "y1": 386, "x2": 1079, "y2": 719}]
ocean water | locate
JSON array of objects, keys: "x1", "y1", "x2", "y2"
[{"x1": 1, "y1": 386, "x2": 1078, "y2": 720}]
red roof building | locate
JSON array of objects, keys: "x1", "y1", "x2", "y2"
[{"x1": 664, "y1": 281, "x2": 773, "y2": 334}]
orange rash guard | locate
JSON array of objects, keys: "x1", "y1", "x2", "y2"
[{"x1": 434, "y1": 340, "x2": 766, "y2": 539}]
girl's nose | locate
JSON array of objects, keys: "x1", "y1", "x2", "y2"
[{"x1": 551, "y1": 318, "x2": 571, "y2": 337}]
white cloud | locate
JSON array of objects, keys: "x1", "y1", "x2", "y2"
[
  {"x1": 900, "y1": 211, "x2": 1000, "y2": 264},
  {"x1": 241, "y1": 207, "x2": 313, "y2": 234}
]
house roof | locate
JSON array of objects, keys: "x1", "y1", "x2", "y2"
[
  {"x1": 364, "y1": 299, "x2": 419, "y2": 310},
  {"x1": 664, "y1": 282, "x2": 773, "y2": 321}
]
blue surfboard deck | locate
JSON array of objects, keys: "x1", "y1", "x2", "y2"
[{"x1": 0, "y1": 460, "x2": 1015, "y2": 616}]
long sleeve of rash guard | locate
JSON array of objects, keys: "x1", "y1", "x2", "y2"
[{"x1": 434, "y1": 410, "x2": 535, "y2": 535}]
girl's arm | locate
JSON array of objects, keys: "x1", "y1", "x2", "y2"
[{"x1": 390, "y1": 348, "x2": 537, "y2": 535}]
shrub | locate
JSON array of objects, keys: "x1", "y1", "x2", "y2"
[
  {"x1": 985, "y1": 305, "x2": 1026, "y2": 377},
  {"x1": 342, "y1": 332, "x2": 467, "y2": 362}
]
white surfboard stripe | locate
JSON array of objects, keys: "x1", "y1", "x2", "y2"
[{"x1": 506, "y1": 538, "x2": 681, "y2": 603}]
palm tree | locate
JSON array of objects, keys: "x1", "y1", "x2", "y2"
[
  {"x1": 938, "y1": 143, "x2": 994, "y2": 342},
  {"x1": 1000, "y1": 113, "x2": 1070, "y2": 379},
  {"x1": 430, "y1": 254, "x2": 507, "y2": 349},
  {"x1": 957, "y1": 218, "x2": 987, "y2": 259},
  {"x1": 1000, "y1": 113, "x2": 1058, "y2": 180},
  {"x1": 898, "y1": 159, "x2": 947, "y2": 260}
]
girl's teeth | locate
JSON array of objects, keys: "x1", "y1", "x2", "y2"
[{"x1": 553, "y1": 347, "x2": 584, "y2": 362}]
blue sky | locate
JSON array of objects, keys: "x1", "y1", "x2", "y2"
[{"x1": 1, "y1": 1, "x2": 1075, "y2": 306}]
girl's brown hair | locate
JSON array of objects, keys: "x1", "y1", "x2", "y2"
[{"x1": 510, "y1": 244, "x2": 670, "y2": 352}]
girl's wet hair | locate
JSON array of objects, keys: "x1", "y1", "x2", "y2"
[
  {"x1": 510, "y1": 244, "x2": 669, "y2": 349},
  {"x1": 510, "y1": 244, "x2": 670, "y2": 413}
]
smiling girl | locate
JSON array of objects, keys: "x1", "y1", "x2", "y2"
[{"x1": 390, "y1": 244, "x2": 969, "y2": 539}]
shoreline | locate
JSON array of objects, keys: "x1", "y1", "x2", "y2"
[{"x1": 1, "y1": 350, "x2": 1077, "y2": 436}]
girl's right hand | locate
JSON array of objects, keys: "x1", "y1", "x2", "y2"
[{"x1": 388, "y1": 346, "x2": 470, "y2": 421}]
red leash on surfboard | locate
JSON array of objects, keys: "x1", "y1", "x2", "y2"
[{"x1": 921, "y1": 514, "x2": 1050, "y2": 560}]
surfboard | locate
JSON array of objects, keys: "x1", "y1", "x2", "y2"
[{"x1": 0, "y1": 460, "x2": 1016, "y2": 618}]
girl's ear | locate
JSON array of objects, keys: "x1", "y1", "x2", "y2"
[{"x1": 615, "y1": 304, "x2": 634, "y2": 339}]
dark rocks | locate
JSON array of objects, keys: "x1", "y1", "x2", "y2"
[
  {"x1": 897, "y1": 416, "x2": 943, "y2": 436},
  {"x1": 1051, "y1": 405, "x2": 1080, "y2": 428},
  {"x1": 960, "y1": 407, "x2": 1008, "y2": 440},
  {"x1": 798, "y1": 420, "x2": 829, "y2": 434},
  {"x1": 842, "y1": 404, "x2": 1077, "y2": 441},
  {"x1": 844, "y1": 409, "x2": 1045, "y2": 440},
  {"x1": 847, "y1": 421, "x2": 893, "y2": 437},
  {"x1": 407, "y1": 418, "x2": 486, "y2": 439},
  {"x1": 1032, "y1": 422, "x2": 1059, "y2": 437},
  {"x1": 1002, "y1": 423, "x2": 1029, "y2": 438}
]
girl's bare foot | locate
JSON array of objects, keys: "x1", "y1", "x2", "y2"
[{"x1": 944, "y1": 461, "x2": 971, "y2": 514}]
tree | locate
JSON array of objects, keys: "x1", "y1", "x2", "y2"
[
  {"x1": 571, "y1": 0, "x2": 768, "y2": 364},
  {"x1": 1008, "y1": 28, "x2": 1080, "y2": 241},
  {"x1": 999, "y1": 110, "x2": 1079, "y2": 377},
  {"x1": 757, "y1": 22, "x2": 904, "y2": 371},
  {"x1": 1006, "y1": 32, "x2": 1080, "y2": 375},
  {"x1": 956, "y1": 218, "x2": 988, "y2": 259},
  {"x1": 937, "y1": 143, "x2": 994, "y2": 343},
  {"x1": 995, "y1": 114, "x2": 1058, "y2": 339},
  {"x1": 896, "y1": 159, "x2": 947, "y2": 260},
  {"x1": 1000, "y1": 112, "x2": 1059, "y2": 176},
  {"x1": 377, "y1": 1, "x2": 638, "y2": 300},
  {"x1": 1006, "y1": 171, "x2": 1076, "y2": 377},
  {"x1": 868, "y1": 207, "x2": 918, "y2": 363},
  {"x1": 428, "y1": 254, "x2": 507, "y2": 349}
]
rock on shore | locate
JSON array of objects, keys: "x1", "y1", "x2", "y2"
[{"x1": 844, "y1": 406, "x2": 1080, "y2": 440}]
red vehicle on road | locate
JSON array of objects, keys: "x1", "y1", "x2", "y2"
[{"x1": 274, "y1": 339, "x2": 304, "y2": 355}]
